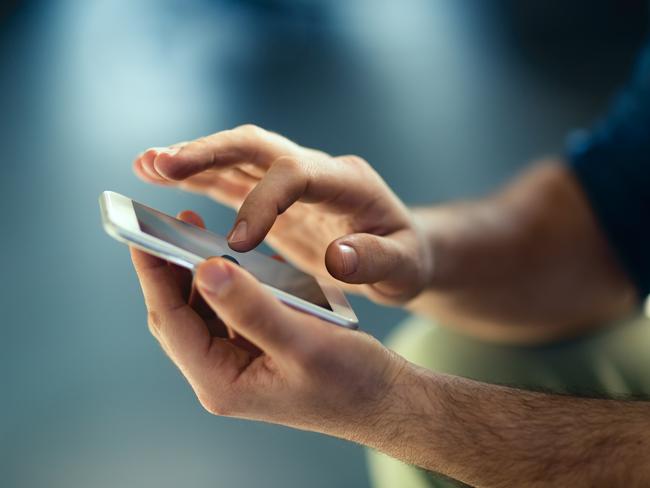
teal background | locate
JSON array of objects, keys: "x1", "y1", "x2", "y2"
[{"x1": 1, "y1": 1, "x2": 646, "y2": 487}]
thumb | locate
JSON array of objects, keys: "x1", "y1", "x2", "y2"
[
  {"x1": 194, "y1": 257, "x2": 299, "y2": 354},
  {"x1": 325, "y1": 231, "x2": 423, "y2": 300}
]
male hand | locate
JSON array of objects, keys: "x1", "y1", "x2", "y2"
[
  {"x1": 129, "y1": 213, "x2": 650, "y2": 488},
  {"x1": 133, "y1": 125, "x2": 431, "y2": 303},
  {"x1": 130, "y1": 211, "x2": 406, "y2": 437}
]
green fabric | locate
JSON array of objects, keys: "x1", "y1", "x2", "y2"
[{"x1": 367, "y1": 312, "x2": 650, "y2": 488}]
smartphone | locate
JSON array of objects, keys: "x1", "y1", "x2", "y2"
[{"x1": 99, "y1": 191, "x2": 358, "y2": 328}]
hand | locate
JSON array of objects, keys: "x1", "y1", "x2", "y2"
[
  {"x1": 133, "y1": 125, "x2": 432, "y2": 303},
  {"x1": 130, "y1": 210, "x2": 407, "y2": 436},
  {"x1": 129, "y1": 212, "x2": 650, "y2": 488}
]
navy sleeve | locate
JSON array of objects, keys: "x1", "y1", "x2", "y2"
[{"x1": 567, "y1": 41, "x2": 650, "y2": 299}]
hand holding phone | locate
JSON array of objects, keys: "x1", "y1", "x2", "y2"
[
  {"x1": 100, "y1": 191, "x2": 357, "y2": 327},
  {"x1": 129, "y1": 236, "x2": 406, "y2": 444}
]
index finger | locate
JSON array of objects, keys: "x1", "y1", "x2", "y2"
[{"x1": 150, "y1": 125, "x2": 304, "y2": 181}]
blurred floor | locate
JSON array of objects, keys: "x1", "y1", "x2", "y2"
[{"x1": 0, "y1": 1, "x2": 646, "y2": 487}]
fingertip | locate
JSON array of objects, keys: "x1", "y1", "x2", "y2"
[
  {"x1": 337, "y1": 244, "x2": 359, "y2": 276},
  {"x1": 133, "y1": 157, "x2": 148, "y2": 180},
  {"x1": 196, "y1": 255, "x2": 297, "y2": 353},
  {"x1": 177, "y1": 210, "x2": 205, "y2": 228},
  {"x1": 195, "y1": 257, "x2": 234, "y2": 297},
  {"x1": 227, "y1": 240, "x2": 253, "y2": 252},
  {"x1": 226, "y1": 220, "x2": 259, "y2": 252},
  {"x1": 153, "y1": 150, "x2": 185, "y2": 180},
  {"x1": 227, "y1": 236, "x2": 258, "y2": 253},
  {"x1": 326, "y1": 233, "x2": 413, "y2": 296},
  {"x1": 325, "y1": 240, "x2": 358, "y2": 280},
  {"x1": 136, "y1": 149, "x2": 169, "y2": 183}
]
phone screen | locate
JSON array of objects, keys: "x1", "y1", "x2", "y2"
[{"x1": 133, "y1": 202, "x2": 332, "y2": 310}]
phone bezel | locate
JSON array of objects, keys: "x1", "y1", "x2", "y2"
[{"x1": 100, "y1": 191, "x2": 358, "y2": 328}]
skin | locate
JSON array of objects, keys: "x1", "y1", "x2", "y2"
[
  {"x1": 409, "y1": 161, "x2": 637, "y2": 343},
  {"x1": 130, "y1": 125, "x2": 647, "y2": 486},
  {"x1": 135, "y1": 126, "x2": 432, "y2": 304}
]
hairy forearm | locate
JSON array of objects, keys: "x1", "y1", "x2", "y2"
[
  {"x1": 407, "y1": 160, "x2": 636, "y2": 342},
  {"x1": 362, "y1": 366, "x2": 650, "y2": 487}
]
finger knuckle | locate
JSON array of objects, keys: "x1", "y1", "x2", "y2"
[
  {"x1": 193, "y1": 136, "x2": 212, "y2": 149},
  {"x1": 235, "y1": 123, "x2": 265, "y2": 138},
  {"x1": 142, "y1": 148, "x2": 158, "y2": 158},
  {"x1": 198, "y1": 393, "x2": 233, "y2": 417},
  {"x1": 273, "y1": 155, "x2": 302, "y2": 173},
  {"x1": 338, "y1": 154, "x2": 369, "y2": 170},
  {"x1": 147, "y1": 311, "x2": 162, "y2": 336}
]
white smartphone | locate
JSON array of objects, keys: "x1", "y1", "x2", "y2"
[{"x1": 99, "y1": 191, "x2": 358, "y2": 328}]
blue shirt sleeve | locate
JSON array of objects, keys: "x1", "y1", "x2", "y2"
[{"x1": 567, "y1": 41, "x2": 650, "y2": 299}]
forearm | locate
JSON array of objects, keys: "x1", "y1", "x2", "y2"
[
  {"x1": 407, "y1": 160, "x2": 636, "y2": 342},
  {"x1": 360, "y1": 365, "x2": 650, "y2": 487}
]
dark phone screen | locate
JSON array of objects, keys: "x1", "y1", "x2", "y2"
[{"x1": 133, "y1": 202, "x2": 332, "y2": 310}]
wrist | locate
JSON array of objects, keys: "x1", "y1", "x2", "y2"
[{"x1": 356, "y1": 357, "x2": 443, "y2": 456}]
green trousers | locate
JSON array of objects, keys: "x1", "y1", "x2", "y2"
[{"x1": 367, "y1": 312, "x2": 650, "y2": 487}]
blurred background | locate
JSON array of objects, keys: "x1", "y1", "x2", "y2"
[{"x1": 1, "y1": 1, "x2": 647, "y2": 487}]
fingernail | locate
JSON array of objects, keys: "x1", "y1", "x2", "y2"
[
  {"x1": 338, "y1": 244, "x2": 358, "y2": 275},
  {"x1": 197, "y1": 260, "x2": 232, "y2": 296},
  {"x1": 159, "y1": 146, "x2": 181, "y2": 156},
  {"x1": 146, "y1": 146, "x2": 180, "y2": 156},
  {"x1": 142, "y1": 160, "x2": 160, "y2": 178},
  {"x1": 228, "y1": 220, "x2": 248, "y2": 244}
]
